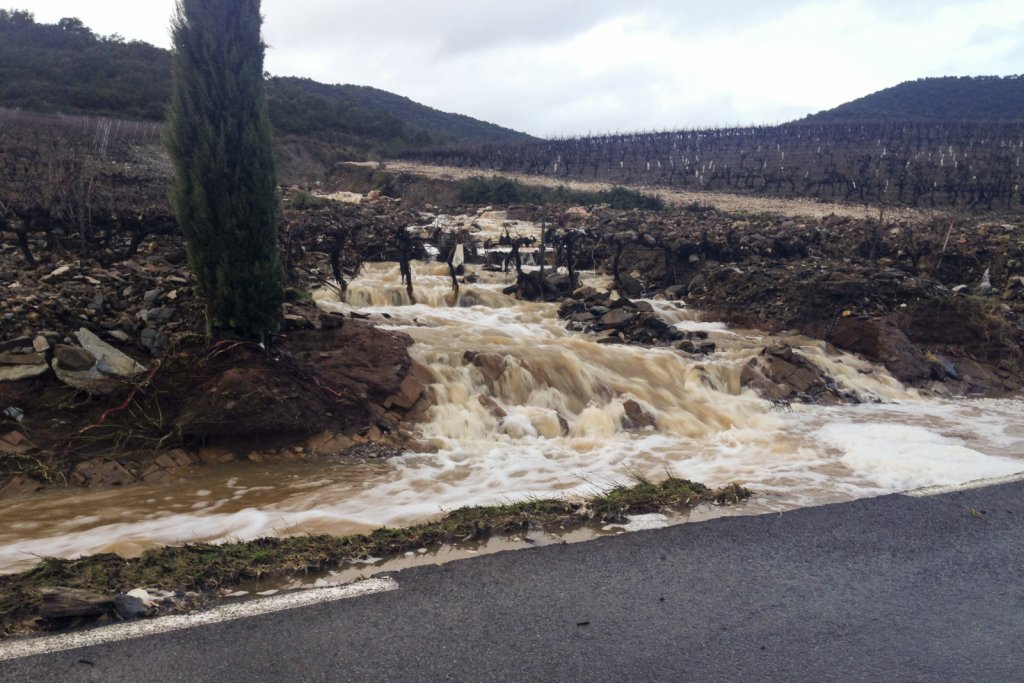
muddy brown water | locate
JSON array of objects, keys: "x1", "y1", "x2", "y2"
[{"x1": 2, "y1": 236, "x2": 1023, "y2": 576}]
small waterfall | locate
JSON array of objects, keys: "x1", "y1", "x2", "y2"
[{"x1": 1, "y1": 259, "x2": 1022, "y2": 572}]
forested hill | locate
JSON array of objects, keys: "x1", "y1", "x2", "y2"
[
  {"x1": 803, "y1": 75, "x2": 1024, "y2": 123},
  {"x1": 264, "y1": 77, "x2": 531, "y2": 149},
  {"x1": 0, "y1": 9, "x2": 533, "y2": 154}
]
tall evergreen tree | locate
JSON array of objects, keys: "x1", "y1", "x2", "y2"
[{"x1": 166, "y1": 0, "x2": 282, "y2": 342}]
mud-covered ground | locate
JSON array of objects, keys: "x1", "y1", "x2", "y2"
[
  {"x1": 4, "y1": 164, "x2": 1024, "y2": 498},
  {"x1": 0, "y1": 193, "x2": 434, "y2": 496}
]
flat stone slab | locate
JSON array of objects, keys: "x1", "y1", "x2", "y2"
[
  {"x1": 0, "y1": 352, "x2": 46, "y2": 365},
  {"x1": 0, "y1": 364, "x2": 50, "y2": 382},
  {"x1": 75, "y1": 328, "x2": 146, "y2": 378}
]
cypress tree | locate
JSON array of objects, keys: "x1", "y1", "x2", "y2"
[{"x1": 166, "y1": 0, "x2": 282, "y2": 342}]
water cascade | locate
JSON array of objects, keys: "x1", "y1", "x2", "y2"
[{"x1": 1, "y1": 259, "x2": 1022, "y2": 573}]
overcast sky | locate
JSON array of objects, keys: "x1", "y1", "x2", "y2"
[{"x1": 18, "y1": 0, "x2": 1024, "y2": 137}]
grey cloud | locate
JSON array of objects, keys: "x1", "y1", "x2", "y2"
[{"x1": 32, "y1": 0, "x2": 1024, "y2": 136}]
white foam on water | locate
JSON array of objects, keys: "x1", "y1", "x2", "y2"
[
  {"x1": 815, "y1": 418, "x2": 1024, "y2": 491},
  {"x1": 604, "y1": 513, "x2": 670, "y2": 532},
  {"x1": 3, "y1": 258, "x2": 1024, "y2": 571}
]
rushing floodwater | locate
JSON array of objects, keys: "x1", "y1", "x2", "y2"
[{"x1": 1, "y1": 250, "x2": 1023, "y2": 573}]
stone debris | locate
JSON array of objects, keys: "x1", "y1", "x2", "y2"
[
  {"x1": 384, "y1": 371, "x2": 425, "y2": 410},
  {"x1": 740, "y1": 345, "x2": 851, "y2": 405},
  {"x1": 560, "y1": 293, "x2": 684, "y2": 348},
  {"x1": 0, "y1": 475, "x2": 42, "y2": 499},
  {"x1": 0, "y1": 363, "x2": 49, "y2": 382},
  {"x1": 140, "y1": 449, "x2": 196, "y2": 484},
  {"x1": 196, "y1": 447, "x2": 239, "y2": 465},
  {"x1": 113, "y1": 594, "x2": 150, "y2": 620},
  {"x1": 306, "y1": 431, "x2": 355, "y2": 455},
  {"x1": 0, "y1": 431, "x2": 29, "y2": 454},
  {"x1": 52, "y1": 344, "x2": 96, "y2": 371},
  {"x1": 76, "y1": 328, "x2": 147, "y2": 377},
  {"x1": 71, "y1": 458, "x2": 137, "y2": 487}
]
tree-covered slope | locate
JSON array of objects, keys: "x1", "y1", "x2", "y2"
[
  {"x1": 265, "y1": 77, "x2": 530, "y2": 150},
  {"x1": 0, "y1": 11, "x2": 170, "y2": 120},
  {"x1": 804, "y1": 75, "x2": 1024, "y2": 123},
  {"x1": 0, "y1": 10, "x2": 533, "y2": 153}
]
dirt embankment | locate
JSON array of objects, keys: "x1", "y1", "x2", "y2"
[{"x1": 0, "y1": 200, "x2": 433, "y2": 497}]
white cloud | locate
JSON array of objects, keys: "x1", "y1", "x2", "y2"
[{"x1": 15, "y1": 0, "x2": 1024, "y2": 136}]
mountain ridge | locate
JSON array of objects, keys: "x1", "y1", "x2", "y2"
[
  {"x1": 802, "y1": 75, "x2": 1024, "y2": 123},
  {"x1": 0, "y1": 9, "x2": 533, "y2": 156}
]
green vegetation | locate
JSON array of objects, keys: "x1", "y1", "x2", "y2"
[
  {"x1": 804, "y1": 75, "x2": 1024, "y2": 122},
  {"x1": 287, "y1": 190, "x2": 328, "y2": 210},
  {"x1": 267, "y1": 77, "x2": 531, "y2": 154},
  {"x1": 589, "y1": 475, "x2": 747, "y2": 519},
  {"x1": 0, "y1": 11, "x2": 532, "y2": 156},
  {"x1": 0, "y1": 477, "x2": 750, "y2": 635},
  {"x1": 166, "y1": 0, "x2": 283, "y2": 341},
  {"x1": 0, "y1": 10, "x2": 170, "y2": 120},
  {"x1": 456, "y1": 175, "x2": 665, "y2": 210}
]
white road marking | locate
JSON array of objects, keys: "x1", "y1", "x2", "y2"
[
  {"x1": 0, "y1": 576, "x2": 398, "y2": 662},
  {"x1": 903, "y1": 471, "x2": 1024, "y2": 497}
]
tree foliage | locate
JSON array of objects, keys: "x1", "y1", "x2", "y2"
[
  {"x1": 0, "y1": 10, "x2": 170, "y2": 120},
  {"x1": 165, "y1": 0, "x2": 282, "y2": 342}
]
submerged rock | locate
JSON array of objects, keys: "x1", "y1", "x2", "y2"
[
  {"x1": 622, "y1": 399, "x2": 657, "y2": 429},
  {"x1": 740, "y1": 345, "x2": 849, "y2": 405}
]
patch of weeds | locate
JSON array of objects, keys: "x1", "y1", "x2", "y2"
[
  {"x1": 288, "y1": 190, "x2": 326, "y2": 210},
  {"x1": 455, "y1": 175, "x2": 664, "y2": 211},
  {"x1": 588, "y1": 474, "x2": 749, "y2": 521},
  {"x1": 284, "y1": 287, "x2": 313, "y2": 303}
]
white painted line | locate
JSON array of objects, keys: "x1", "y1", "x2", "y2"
[
  {"x1": 0, "y1": 576, "x2": 398, "y2": 662},
  {"x1": 903, "y1": 471, "x2": 1024, "y2": 498}
]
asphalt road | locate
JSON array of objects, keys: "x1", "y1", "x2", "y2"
[{"x1": 3, "y1": 478, "x2": 1023, "y2": 682}]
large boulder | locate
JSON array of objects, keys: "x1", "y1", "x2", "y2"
[
  {"x1": 829, "y1": 316, "x2": 931, "y2": 382},
  {"x1": 740, "y1": 345, "x2": 846, "y2": 404}
]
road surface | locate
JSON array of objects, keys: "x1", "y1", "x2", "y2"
[{"x1": 2, "y1": 476, "x2": 1022, "y2": 681}]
